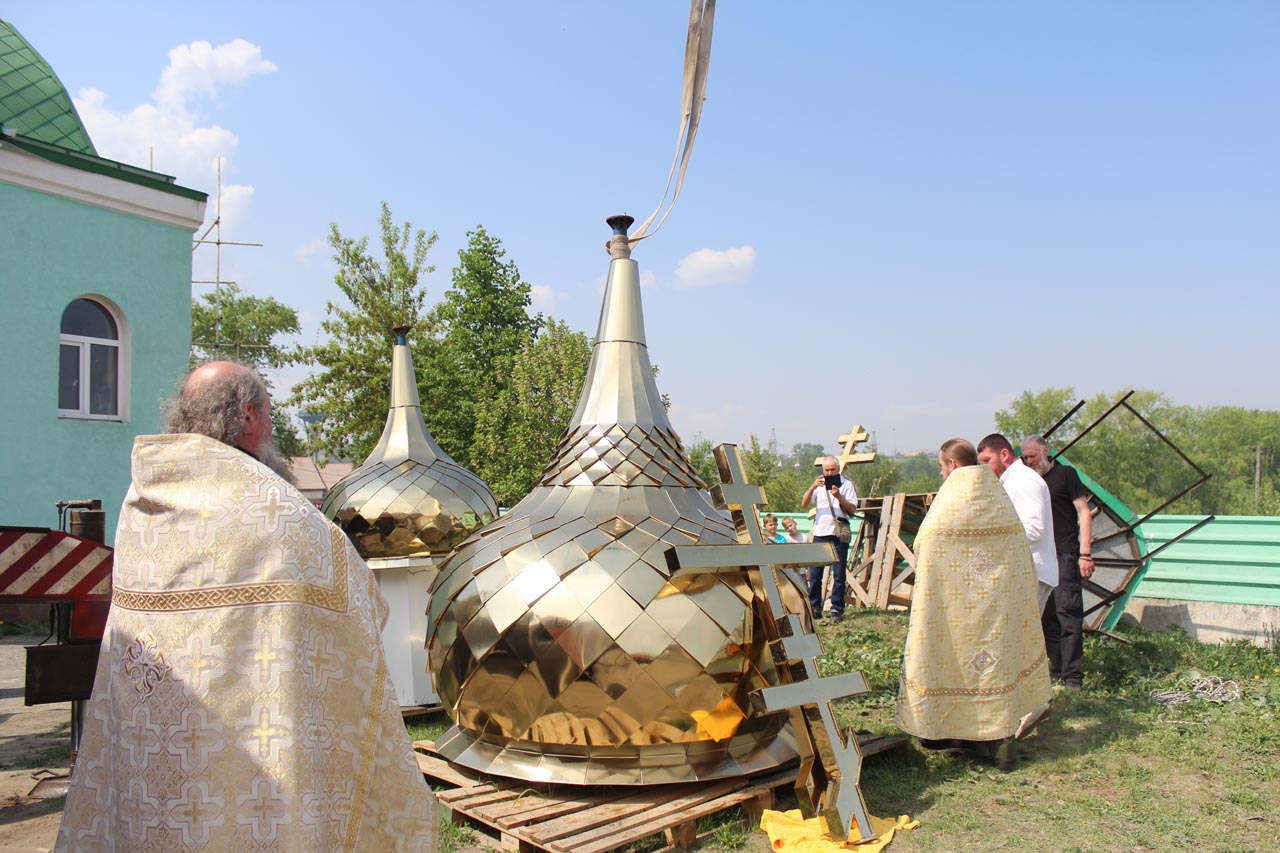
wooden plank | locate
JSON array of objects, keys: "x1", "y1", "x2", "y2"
[
  {"x1": 446, "y1": 787, "x2": 528, "y2": 810},
  {"x1": 528, "y1": 778, "x2": 744, "y2": 851},
  {"x1": 862, "y1": 500, "x2": 893, "y2": 609},
  {"x1": 416, "y1": 741, "x2": 895, "y2": 853},
  {"x1": 566, "y1": 774, "x2": 790, "y2": 853},
  {"x1": 871, "y1": 494, "x2": 899, "y2": 608},
  {"x1": 414, "y1": 751, "x2": 487, "y2": 789},
  {"x1": 484, "y1": 788, "x2": 617, "y2": 828},
  {"x1": 884, "y1": 494, "x2": 909, "y2": 606},
  {"x1": 889, "y1": 532, "x2": 915, "y2": 571},
  {"x1": 663, "y1": 821, "x2": 696, "y2": 848},
  {"x1": 857, "y1": 734, "x2": 908, "y2": 758}
]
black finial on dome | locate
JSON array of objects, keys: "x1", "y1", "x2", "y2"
[{"x1": 606, "y1": 215, "x2": 634, "y2": 237}]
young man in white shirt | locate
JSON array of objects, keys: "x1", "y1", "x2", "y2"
[{"x1": 978, "y1": 434, "x2": 1058, "y2": 612}]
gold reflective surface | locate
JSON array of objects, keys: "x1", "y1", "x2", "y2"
[
  {"x1": 322, "y1": 328, "x2": 498, "y2": 563},
  {"x1": 426, "y1": 223, "x2": 804, "y2": 784},
  {"x1": 669, "y1": 445, "x2": 875, "y2": 843}
]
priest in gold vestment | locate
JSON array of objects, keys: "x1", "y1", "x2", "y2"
[
  {"x1": 57, "y1": 363, "x2": 437, "y2": 852},
  {"x1": 895, "y1": 439, "x2": 1052, "y2": 755}
]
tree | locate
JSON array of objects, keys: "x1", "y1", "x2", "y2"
[
  {"x1": 685, "y1": 438, "x2": 721, "y2": 489},
  {"x1": 995, "y1": 388, "x2": 1280, "y2": 517},
  {"x1": 191, "y1": 282, "x2": 304, "y2": 456},
  {"x1": 791, "y1": 442, "x2": 827, "y2": 467},
  {"x1": 191, "y1": 282, "x2": 301, "y2": 369},
  {"x1": 993, "y1": 387, "x2": 1082, "y2": 442},
  {"x1": 471, "y1": 319, "x2": 591, "y2": 505},
  {"x1": 291, "y1": 202, "x2": 438, "y2": 462},
  {"x1": 422, "y1": 226, "x2": 542, "y2": 470}
]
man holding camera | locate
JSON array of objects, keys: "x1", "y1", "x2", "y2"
[{"x1": 802, "y1": 455, "x2": 859, "y2": 622}]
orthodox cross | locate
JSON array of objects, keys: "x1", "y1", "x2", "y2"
[
  {"x1": 665, "y1": 444, "x2": 876, "y2": 844},
  {"x1": 814, "y1": 425, "x2": 876, "y2": 472}
]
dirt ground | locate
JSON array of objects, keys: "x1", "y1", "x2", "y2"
[{"x1": 0, "y1": 636, "x2": 69, "y2": 852}]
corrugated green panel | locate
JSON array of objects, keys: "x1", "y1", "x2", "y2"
[
  {"x1": 1133, "y1": 515, "x2": 1280, "y2": 607},
  {"x1": 1060, "y1": 458, "x2": 1150, "y2": 629},
  {"x1": 0, "y1": 19, "x2": 96, "y2": 154}
]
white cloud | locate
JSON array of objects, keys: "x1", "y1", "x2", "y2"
[
  {"x1": 530, "y1": 284, "x2": 569, "y2": 316},
  {"x1": 294, "y1": 239, "x2": 329, "y2": 265},
  {"x1": 673, "y1": 246, "x2": 756, "y2": 288},
  {"x1": 73, "y1": 39, "x2": 276, "y2": 238},
  {"x1": 154, "y1": 39, "x2": 277, "y2": 111}
]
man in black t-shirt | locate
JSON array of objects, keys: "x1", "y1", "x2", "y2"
[{"x1": 1022, "y1": 434, "x2": 1094, "y2": 690}]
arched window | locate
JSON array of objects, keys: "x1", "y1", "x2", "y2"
[{"x1": 59, "y1": 297, "x2": 127, "y2": 420}]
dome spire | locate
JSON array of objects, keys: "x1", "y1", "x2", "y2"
[{"x1": 322, "y1": 324, "x2": 496, "y2": 562}]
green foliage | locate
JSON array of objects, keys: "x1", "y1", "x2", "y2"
[
  {"x1": 790, "y1": 442, "x2": 827, "y2": 467},
  {"x1": 270, "y1": 407, "x2": 305, "y2": 458},
  {"x1": 700, "y1": 808, "x2": 749, "y2": 851},
  {"x1": 191, "y1": 282, "x2": 300, "y2": 370},
  {"x1": 686, "y1": 438, "x2": 721, "y2": 488},
  {"x1": 291, "y1": 202, "x2": 439, "y2": 462},
  {"x1": 740, "y1": 435, "x2": 815, "y2": 513},
  {"x1": 190, "y1": 281, "x2": 305, "y2": 456},
  {"x1": 423, "y1": 226, "x2": 542, "y2": 471},
  {"x1": 471, "y1": 319, "x2": 592, "y2": 505},
  {"x1": 996, "y1": 387, "x2": 1280, "y2": 516},
  {"x1": 437, "y1": 811, "x2": 475, "y2": 853}
]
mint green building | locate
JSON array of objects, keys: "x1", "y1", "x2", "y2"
[{"x1": 1, "y1": 19, "x2": 206, "y2": 532}]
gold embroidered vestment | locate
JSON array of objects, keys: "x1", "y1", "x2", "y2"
[
  {"x1": 895, "y1": 464, "x2": 1051, "y2": 742},
  {"x1": 56, "y1": 434, "x2": 437, "y2": 852}
]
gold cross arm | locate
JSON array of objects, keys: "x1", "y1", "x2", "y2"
[
  {"x1": 753, "y1": 672, "x2": 870, "y2": 715},
  {"x1": 815, "y1": 425, "x2": 877, "y2": 473},
  {"x1": 666, "y1": 541, "x2": 836, "y2": 574}
]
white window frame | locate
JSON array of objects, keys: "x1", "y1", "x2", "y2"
[{"x1": 58, "y1": 296, "x2": 130, "y2": 423}]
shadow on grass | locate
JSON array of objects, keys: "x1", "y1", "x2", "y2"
[{"x1": 858, "y1": 688, "x2": 1150, "y2": 819}]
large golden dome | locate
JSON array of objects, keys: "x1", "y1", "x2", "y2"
[
  {"x1": 426, "y1": 218, "x2": 803, "y2": 785},
  {"x1": 322, "y1": 327, "x2": 497, "y2": 563}
]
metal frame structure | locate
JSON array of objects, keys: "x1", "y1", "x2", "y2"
[{"x1": 1041, "y1": 390, "x2": 1215, "y2": 630}]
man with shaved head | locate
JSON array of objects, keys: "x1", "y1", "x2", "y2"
[{"x1": 58, "y1": 362, "x2": 438, "y2": 851}]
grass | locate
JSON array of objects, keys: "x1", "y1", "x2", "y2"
[
  {"x1": 409, "y1": 611, "x2": 1280, "y2": 852},
  {"x1": 823, "y1": 610, "x2": 1280, "y2": 852}
]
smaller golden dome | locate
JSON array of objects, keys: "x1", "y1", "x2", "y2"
[{"x1": 322, "y1": 326, "x2": 497, "y2": 563}]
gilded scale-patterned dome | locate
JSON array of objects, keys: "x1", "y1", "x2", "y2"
[
  {"x1": 322, "y1": 327, "x2": 497, "y2": 563},
  {"x1": 426, "y1": 218, "x2": 805, "y2": 785}
]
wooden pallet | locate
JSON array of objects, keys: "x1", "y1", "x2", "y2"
[
  {"x1": 414, "y1": 733, "x2": 905, "y2": 853},
  {"x1": 847, "y1": 492, "x2": 934, "y2": 610}
]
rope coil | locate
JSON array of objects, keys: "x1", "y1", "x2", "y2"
[{"x1": 1150, "y1": 675, "x2": 1243, "y2": 706}]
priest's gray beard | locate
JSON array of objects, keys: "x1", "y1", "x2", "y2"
[{"x1": 258, "y1": 436, "x2": 298, "y2": 487}]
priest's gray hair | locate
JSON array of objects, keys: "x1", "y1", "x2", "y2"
[{"x1": 165, "y1": 362, "x2": 267, "y2": 445}]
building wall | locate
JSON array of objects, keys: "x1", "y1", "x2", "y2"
[{"x1": 0, "y1": 179, "x2": 196, "y2": 534}]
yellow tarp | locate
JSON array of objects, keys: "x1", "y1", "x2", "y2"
[{"x1": 760, "y1": 809, "x2": 919, "y2": 853}]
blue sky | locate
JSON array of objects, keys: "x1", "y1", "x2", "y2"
[{"x1": 10, "y1": 2, "x2": 1278, "y2": 457}]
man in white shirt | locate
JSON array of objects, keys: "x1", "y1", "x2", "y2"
[
  {"x1": 978, "y1": 434, "x2": 1059, "y2": 612},
  {"x1": 978, "y1": 433, "x2": 1057, "y2": 739},
  {"x1": 801, "y1": 456, "x2": 859, "y2": 622}
]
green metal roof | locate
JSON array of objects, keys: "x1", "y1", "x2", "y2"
[
  {"x1": 1132, "y1": 515, "x2": 1280, "y2": 608},
  {"x1": 0, "y1": 18, "x2": 96, "y2": 154},
  {"x1": 2, "y1": 132, "x2": 207, "y2": 202}
]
